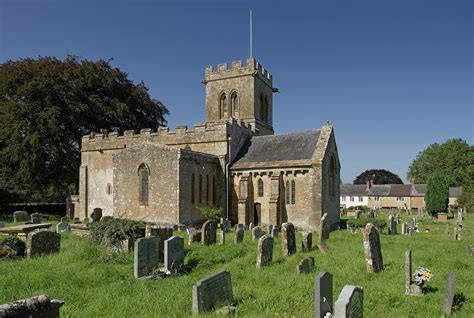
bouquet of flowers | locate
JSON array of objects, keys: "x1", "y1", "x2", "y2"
[{"x1": 414, "y1": 267, "x2": 433, "y2": 286}]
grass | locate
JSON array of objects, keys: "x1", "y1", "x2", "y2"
[{"x1": 0, "y1": 212, "x2": 473, "y2": 317}]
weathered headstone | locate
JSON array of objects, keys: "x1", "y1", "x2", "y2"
[
  {"x1": 453, "y1": 226, "x2": 461, "y2": 241},
  {"x1": 302, "y1": 231, "x2": 313, "y2": 252},
  {"x1": 314, "y1": 271, "x2": 333, "y2": 318},
  {"x1": 389, "y1": 215, "x2": 397, "y2": 235},
  {"x1": 256, "y1": 235, "x2": 274, "y2": 268},
  {"x1": 268, "y1": 224, "x2": 273, "y2": 235},
  {"x1": 60, "y1": 216, "x2": 68, "y2": 223},
  {"x1": 201, "y1": 220, "x2": 217, "y2": 245},
  {"x1": 296, "y1": 256, "x2": 314, "y2": 274},
  {"x1": 437, "y1": 213, "x2": 448, "y2": 222},
  {"x1": 407, "y1": 227, "x2": 412, "y2": 237},
  {"x1": 318, "y1": 213, "x2": 330, "y2": 242},
  {"x1": 234, "y1": 228, "x2": 244, "y2": 244},
  {"x1": 281, "y1": 222, "x2": 296, "y2": 256},
  {"x1": 251, "y1": 226, "x2": 265, "y2": 240},
  {"x1": 192, "y1": 270, "x2": 235, "y2": 314},
  {"x1": 134, "y1": 236, "x2": 159, "y2": 278},
  {"x1": 188, "y1": 231, "x2": 202, "y2": 245},
  {"x1": 26, "y1": 229, "x2": 61, "y2": 258},
  {"x1": 219, "y1": 229, "x2": 225, "y2": 245},
  {"x1": 405, "y1": 250, "x2": 422, "y2": 296},
  {"x1": 445, "y1": 223, "x2": 449, "y2": 236},
  {"x1": 318, "y1": 242, "x2": 330, "y2": 254},
  {"x1": 73, "y1": 217, "x2": 81, "y2": 224},
  {"x1": 31, "y1": 215, "x2": 42, "y2": 224},
  {"x1": 334, "y1": 285, "x2": 364, "y2": 318},
  {"x1": 156, "y1": 227, "x2": 173, "y2": 261},
  {"x1": 56, "y1": 222, "x2": 70, "y2": 233},
  {"x1": 13, "y1": 211, "x2": 29, "y2": 222},
  {"x1": 271, "y1": 228, "x2": 279, "y2": 238},
  {"x1": 443, "y1": 272, "x2": 457, "y2": 315},
  {"x1": 249, "y1": 222, "x2": 254, "y2": 231},
  {"x1": 164, "y1": 236, "x2": 185, "y2": 271},
  {"x1": 469, "y1": 245, "x2": 474, "y2": 257},
  {"x1": 90, "y1": 208, "x2": 102, "y2": 222},
  {"x1": 0, "y1": 295, "x2": 64, "y2": 318},
  {"x1": 234, "y1": 224, "x2": 244, "y2": 231},
  {"x1": 401, "y1": 223, "x2": 407, "y2": 235},
  {"x1": 362, "y1": 223, "x2": 383, "y2": 273}
]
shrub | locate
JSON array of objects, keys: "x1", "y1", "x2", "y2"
[
  {"x1": 197, "y1": 206, "x2": 223, "y2": 222},
  {"x1": 89, "y1": 217, "x2": 146, "y2": 246},
  {"x1": 426, "y1": 173, "x2": 449, "y2": 215},
  {"x1": 0, "y1": 235, "x2": 26, "y2": 259}
]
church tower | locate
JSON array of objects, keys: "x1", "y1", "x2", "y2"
[{"x1": 202, "y1": 57, "x2": 275, "y2": 135}]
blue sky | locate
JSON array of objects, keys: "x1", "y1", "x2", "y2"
[{"x1": 1, "y1": 0, "x2": 472, "y2": 183}]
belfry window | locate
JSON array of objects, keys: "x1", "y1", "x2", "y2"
[
  {"x1": 231, "y1": 92, "x2": 239, "y2": 116},
  {"x1": 138, "y1": 164, "x2": 149, "y2": 206},
  {"x1": 258, "y1": 179, "x2": 264, "y2": 197},
  {"x1": 291, "y1": 180, "x2": 296, "y2": 205},
  {"x1": 220, "y1": 94, "x2": 227, "y2": 118}
]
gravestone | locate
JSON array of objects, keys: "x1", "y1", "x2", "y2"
[
  {"x1": 405, "y1": 250, "x2": 422, "y2": 296},
  {"x1": 334, "y1": 285, "x2": 364, "y2": 318},
  {"x1": 443, "y1": 272, "x2": 456, "y2": 315},
  {"x1": 116, "y1": 238, "x2": 135, "y2": 252},
  {"x1": 453, "y1": 226, "x2": 461, "y2": 241},
  {"x1": 13, "y1": 211, "x2": 29, "y2": 222},
  {"x1": 268, "y1": 224, "x2": 273, "y2": 235},
  {"x1": 192, "y1": 270, "x2": 235, "y2": 314},
  {"x1": 188, "y1": 231, "x2": 202, "y2": 245},
  {"x1": 437, "y1": 213, "x2": 448, "y2": 222},
  {"x1": 318, "y1": 213, "x2": 330, "y2": 242},
  {"x1": 73, "y1": 217, "x2": 81, "y2": 224},
  {"x1": 0, "y1": 295, "x2": 64, "y2": 318},
  {"x1": 90, "y1": 208, "x2": 102, "y2": 222},
  {"x1": 318, "y1": 242, "x2": 330, "y2": 254},
  {"x1": 296, "y1": 256, "x2": 314, "y2": 274},
  {"x1": 249, "y1": 222, "x2": 254, "y2": 231},
  {"x1": 445, "y1": 224, "x2": 449, "y2": 236},
  {"x1": 31, "y1": 215, "x2": 42, "y2": 224},
  {"x1": 157, "y1": 227, "x2": 173, "y2": 261},
  {"x1": 281, "y1": 222, "x2": 296, "y2": 256},
  {"x1": 134, "y1": 236, "x2": 159, "y2": 278},
  {"x1": 407, "y1": 227, "x2": 412, "y2": 237},
  {"x1": 302, "y1": 231, "x2": 313, "y2": 252},
  {"x1": 234, "y1": 228, "x2": 244, "y2": 244},
  {"x1": 469, "y1": 245, "x2": 474, "y2": 257},
  {"x1": 389, "y1": 216, "x2": 397, "y2": 235},
  {"x1": 26, "y1": 229, "x2": 61, "y2": 258},
  {"x1": 186, "y1": 227, "x2": 196, "y2": 236},
  {"x1": 251, "y1": 226, "x2": 265, "y2": 240},
  {"x1": 314, "y1": 271, "x2": 333, "y2": 318},
  {"x1": 202, "y1": 220, "x2": 217, "y2": 245},
  {"x1": 164, "y1": 236, "x2": 184, "y2": 271},
  {"x1": 256, "y1": 235, "x2": 274, "y2": 268},
  {"x1": 362, "y1": 223, "x2": 383, "y2": 273},
  {"x1": 56, "y1": 222, "x2": 70, "y2": 233},
  {"x1": 271, "y1": 228, "x2": 279, "y2": 238},
  {"x1": 401, "y1": 223, "x2": 407, "y2": 235},
  {"x1": 60, "y1": 216, "x2": 68, "y2": 223},
  {"x1": 219, "y1": 229, "x2": 225, "y2": 245},
  {"x1": 234, "y1": 224, "x2": 244, "y2": 231}
]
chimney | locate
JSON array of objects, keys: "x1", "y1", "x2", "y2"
[
  {"x1": 366, "y1": 179, "x2": 371, "y2": 191},
  {"x1": 410, "y1": 177, "x2": 416, "y2": 186},
  {"x1": 370, "y1": 179, "x2": 374, "y2": 187}
]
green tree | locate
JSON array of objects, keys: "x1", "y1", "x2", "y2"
[
  {"x1": 353, "y1": 169, "x2": 403, "y2": 185},
  {"x1": 0, "y1": 56, "x2": 169, "y2": 203},
  {"x1": 407, "y1": 139, "x2": 474, "y2": 191},
  {"x1": 425, "y1": 173, "x2": 449, "y2": 215}
]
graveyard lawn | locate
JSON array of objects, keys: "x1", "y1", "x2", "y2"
[{"x1": 0, "y1": 212, "x2": 473, "y2": 317}]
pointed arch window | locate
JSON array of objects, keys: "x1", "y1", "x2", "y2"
[
  {"x1": 138, "y1": 164, "x2": 149, "y2": 206},
  {"x1": 191, "y1": 174, "x2": 195, "y2": 204},
  {"x1": 258, "y1": 179, "x2": 264, "y2": 197},
  {"x1": 231, "y1": 92, "x2": 239, "y2": 116},
  {"x1": 285, "y1": 180, "x2": 290, "y2": 204},
  {"x1": 220, "y1": 94, "x2": 227, "y2": 118},
  {"x1": 291, "y1": 180, "x2": 296, "y2": 205}
]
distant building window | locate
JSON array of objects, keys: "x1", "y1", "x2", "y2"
[
  {"x1": 286, "y1": 180, "x2": 290, "y2": 204},
  {"x1": 191, "y1": 174, "x2": 195, "y2": 204},
  {"x1": 231, "y1": 92, "x2": 239, "y2": 116},
  {"x1": 358, "y1": 197, "x2": 363, "y2": 202},
  {"x1": 138, "y1": 164, "x2": 149, "y2": 206},
  {"x1": 258, "y1": 179, "x2": 264, "y2": 197},
  {"x1": 350, "y1": 196, "x2": 354, "y2": 202},
  {"x1": 374, "y1": 196, "x2": 380, "y2": 201},
  {"x1": 199, "y1": 174, "x2": 203, "y2": 203},
  {"x1": 341, "y1": 196, "x2": 346, "y2": 202},
  {"x1": 396, "y1": 196, "x2": 404, "y2": 202},
  {"x1": 291, "y1": 180, "x2": 296, "y2": 205},
  {"x1": 106, "y1": 183, "x2": 112, "y2": 195}
]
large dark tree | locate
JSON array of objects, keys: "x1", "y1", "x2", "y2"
[
  {"x1": 0, "y1": 56, "x2": 168, "y2": 203},
  {"x1": 353, "y1": 169, "x2": 403, "y2": 185},
  {"x1": 407, "y1": 139, "x2": 474, "y2": 191},
  {"x1": 425, "y1": 172, "x2": 449, "y2": 215}
]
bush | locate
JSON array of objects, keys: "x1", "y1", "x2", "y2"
[
  {"x1": 347, "y1": 217, "x2": 387, "y2": 232},
  {"x1": 426, "y1": 173, "x2": 449, "y2": 215},
  {"x1": 89, "y1": 217, "x2": 146, "y2": 246},
  {"x1": 197, "y1": 206, "x2": 223, "y2": 222},
  {"x1": 0, "y1": 235, "x2": 26, "y2": 259}
]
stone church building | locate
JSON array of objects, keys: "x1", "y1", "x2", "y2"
[{"x1": 76, "y1": 58, "x2": 341, "y2": 231}]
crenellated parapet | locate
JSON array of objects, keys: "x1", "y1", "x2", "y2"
[{"x1": 204, "y1": 57, "x2": 272, "y2": 85}]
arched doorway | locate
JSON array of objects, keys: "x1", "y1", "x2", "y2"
[{"x1": 254, "y1": 203, "x2": 261, "y2": 226}]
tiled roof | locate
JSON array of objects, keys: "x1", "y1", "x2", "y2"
[
  {"x1": 449, "y1": 187, "x2": 463, "y2": 197},
  {"x1": 340, "y1": 183, "x2": 463, "y2": 198},
  {"x1": 368, "y1": 185, "x2": 391, "y2": 196},
  {"x1": 340, "y1": 184, "x2": 367, "y2": 196},
  {"x1": 388, "y1": 184, "x2": 412, "y2": 196}
]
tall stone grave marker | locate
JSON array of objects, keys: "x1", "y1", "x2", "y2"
[
  {"x1": 362, "y1": 223, "x2": 383, "y2": 273},
  {"x1": 56, "y1": 222, "x2": 70, "y2": 233},
  {"x1": 164, "y1": 236, "x2": 184, "y2": 271},
  {"x1": 388, "y1": 215, "x2": 397, "y2": 235},
  {"x1": 249, "y1": 222, "x2": 254, "y2": 231},
  {"x1": 31, "y1": 214, "x2": 42, "y2": 224},
  {"x1": 405, "y1": 250, "x2": 422, "y2": 296},
  {"x1": 256, "y1": 235, "x2": 274, "y2": 268},
  {"x1": 271, "y1": 228, "x2": 279, "y2": 238},
  {"x1": 401, "y1": 223, "x2": 406, "y2": 235},
  {"x1": 296, "y1": 256, "x2": 314, "y2": 274},
  {"x1": 234, "y1": 228, "x2": 244, "y2": 244},
  {"x1": 281, "y1": 222, "x2": 296, "y2": 256},
  {"x1": 202, "y1": 220, "x2": 217, "y2": 245},
  {"x1": 26, "y1": 229, "x2": 61, "y2": 258},
  {"x1": 318, "y1": 213, "x2": 330, "y2": 242},
  {"x1": 314, "y1": 271, "x2": 333, "y2": 318},
  {"x1": 302, "y1": 232, "x2": 313, "y2": 252},
  {"x1": 192, "y1": 270, "x2": 235, "y2": 314},
  {"x1": 134, "y1": 236, "x2": 159, "y2": 278},
  {"x1": 334, "y1": 285, "x2": 364, "y2": 318},
  {"x1": 443, "y1": 272, "x2": 457, "y2": 315},
  {"x1": 251, "y1": 226, "x2": 265, "y2": 240},
  {"x1": 219, "y1": 229, "x2": 225, "y2": 245}
]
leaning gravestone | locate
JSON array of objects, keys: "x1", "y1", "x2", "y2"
[
  {"x1": 256, "y1": 235, "x2": 273, "y2": 268},
  {"x1": 164, "y1": 236, "x2": 184, "y2": 271},
  {"x1": 296, "y1": 256, "x2": 314, "y2": 274},
  {"x1": 318, "y1": 242, "x2": 330, "y2": 254},
  {"x1": 362, "y1": 223, "x2": 383, "y2": 273},
  {"x1": 56, "y1": 222, "x2": 70, "y2": 233},
  {"x1": 318, "y1": 213, "x2": 330, "y2": 242},
  {"x1": 443, "y1": 272, "x2": 457, "y2": 315},
  {"x1": 90, "y1": 208, "x2": 102, "y2": 222},
  {"x1": 13, "y1": 211, "x2": 29, "y2": 222},
  {"x1": 282, "y1": 222, "x2": 296, "y2": 256},
  {"x1": 302, "y1": 232, "x2": 313, "y2": 252},
  {"x1": 388, "y1": 215, "x2": 397, "y2": 235},
  {"x1": 134, "y1": 236, "x2": 159, "y2": 278},
  {"x1": 26, "y1": 229, "x2": 61, "y2": 258},
  {"x1": 234, "y1": 228, "x2": 244, "y2": 244},
  {"x1": 0, "y1": 295, "x2": 64, "y2": 318},
  {"x1": 192, "y1": 270, "x2": 235, "y2": 314},
  {"x1": 334, "y1": 285, "x2": 364, "y2": 318},
  {"x1": 202, "y1": 220, "x2": 217, "y2": 245},
  {"x1": 314, "y1": 271, "x2": 333, "y2": 318},
  {"x1": 252, "y1": 226, "x2": 265, "y2": 240},
  {"x1": 405, "y1": 250, "x2": 422, "y2": 296}
]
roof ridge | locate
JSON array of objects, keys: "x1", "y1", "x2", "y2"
[{"x1": 252, "y1": 129, "x2": 321, "y2": 139}]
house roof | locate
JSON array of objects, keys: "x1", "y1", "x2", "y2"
[
  {"x1": 368, "y1": 185, "x2": 391, "y2": 196},
  {"x1": 232, "y1": 130, "x2": 321, "y2": 166},
  {"x1": 411, "y1": 184, "x2": 427, "y2": 196},
  {"x1": 340, "y1": 183, "x2": 463, "y2": 198},
  {"x1": 449, "y1": 187, "x2": 463, "y2": 197},
  {"x1": 388, "y1": 184, "x2": 412, "y2": 196},
  {"x1": 340, "y1": 184, "x2": 367, "y2": 196}
]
